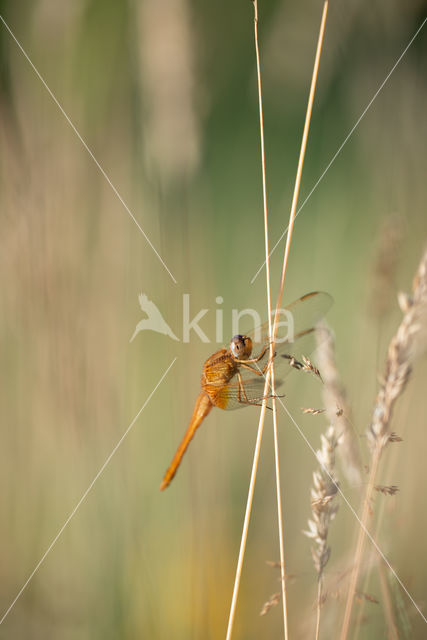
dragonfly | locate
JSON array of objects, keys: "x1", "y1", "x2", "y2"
[{"x1": 160, "y1": 291, "x2": 332, "y2": 490}]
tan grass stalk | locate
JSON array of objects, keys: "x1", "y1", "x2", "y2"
[
  {"x1": 270, "y1": 1, "x2": 329, "y2": 332},
  {"x1": 226, "y1": 3, "x2": 329, "y2": 638},
  {"x1": 340, "y1": 248, "x2": 427, "y2": 640},
  {"x1": 226, "y1": 2, "x2": 285, "y2": 636},
  {"x1": 304, "y1": 426, "x2": 340, "y2": 640},
  {"x1": 260, "y1": 592, "x2": 281, "y2": 617},
  {"x1": 377, "y1": 561, "x2": 399, "y2": 640},
  {"x1": 370, "y1": 215, "x2": 403, "y2": 320},
  {"x1": 316, "y1": 327, "x2": 363, "y2": 487},
  {"x1": 253, "y1": 0, "x2": 289, "y2": 634}
]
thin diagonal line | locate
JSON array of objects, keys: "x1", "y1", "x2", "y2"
[
  {"x1": 279, "y1": 400, "x2": 427, "y2": 625},
  {"x1": 250, "y1": 16, "x2": 427, "y2": 285},
  {"x1": 246, "y1": 355, "x2": 426, "y2": 624},
  {"x1": 0, "y1": 14, "x2": 177, "y2": 285},
  {"x1": 227, "y1": 5, "x2": 329, "y2": 639},
  {"x1": 0, "y1": 358, "x2": 177, "y2": 626}
]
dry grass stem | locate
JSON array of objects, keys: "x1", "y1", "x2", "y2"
[
  {"x1": 316, "y1": 326, "x2": 363, "y2": 487},
  {"x1": 227, "y1": 3, "x2": 329, "y2": 638},
  {"x1": 260, "y1": 592, "x2": 281, "y2": 617},
  {"x1": 301, "y1": 355, "x2": 323, "y2": 381},
  {"x1": 340, "y1": 248, "x2": 427, "y2": 640},
  {"x1": 227, "y1": 1, "x2": 288, "y2": 636},
  {"x1": 367, "y1": 249, "x2": 427, "y2": 453},
  {"x1": 304, "y1": 426, "x2": 340, "y2": 575},
  {"x1": 266, "y1": 560, "x2": 282, "y2": 569},
  {"x1": 251, "y1": 0, "x2": 289, "y2": 634},
  {"x1": 304, "y1": 425, "x2": 340, "y2": 639},
  {"x1": 283, "y1": 354, "x2": 323, "y2": 380},
  {"x1": 374, "y1": 485, "x2": 399, "y2": 496},
  {"x1": 377, "y1": 562, "x2": 400, "y2": 640},
  {"x1": 270, "y1": 0, "x2": 328, "y2": 335},
  {"x1": 388, "y1": 431, "x2": 403, "y2": 442},
  {"x1": 302, "y1": 407, "x2": 326, "y2": 415},
  {"x1": 355, "y1": 591, "x2": 380, "y2": 605},
  {"x1": 260, "y1": 563, "x2": 299, "y2": 617},
  {"x1": 388, "y1": 432, "x2": 403, "y2": 443},
  {"x1": 265, "y1": 561, "x2": 297, "y2": 581},
  {"x1": 370, "y1": 215, "x2": 404, "y2": 319}
]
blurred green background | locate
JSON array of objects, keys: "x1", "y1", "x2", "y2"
[{"x1": 1, "y1": 0, "x2": 427, "y2": 637}]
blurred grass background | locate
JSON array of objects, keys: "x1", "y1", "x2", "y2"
[{"x1": 1, "y1": 0, "x2": 427, "y2": 637}]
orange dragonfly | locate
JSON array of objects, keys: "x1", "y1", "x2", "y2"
[{"x1": 160, "y1": 291, "x2": 332, "y2": 490}]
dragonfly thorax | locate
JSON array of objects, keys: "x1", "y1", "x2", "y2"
[{"x1": 230, "y1": 335, "x2": 253, "y2": 360}]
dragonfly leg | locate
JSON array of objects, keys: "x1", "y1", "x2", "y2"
[
  {"x1": 234, "y1": 344, "x2": 269, "y2": 365},
  {"x1": 239, "y1": 362, "x2": 264, "y2": 376},
  {"x1": 239, "y1": 352, "x2": 275, "y2": 377},
  {"x1": 237, "y1": 371, "x2": 249, "y2": 404},
  {"x1": 260, "y1": 355, "x2": 275, "y2": 375},
  {"x1": 236, "y1": 371, "x2": 276, "y2": 409}
]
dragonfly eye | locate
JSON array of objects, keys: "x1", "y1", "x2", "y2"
[
  {"x1": 230, "y1": 335, "x2": 243, "y2": 357},
  {"x1": 230, "y1": 335, "x2": 252, "y2": 359}
]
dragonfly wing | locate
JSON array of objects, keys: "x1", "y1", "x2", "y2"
[
  {"x1": 281, "y1": 291, "x2": 333, "y2": 334},
  {"x1": 273, "y1": 327, "x2": 320, "y2": 390},
  {"x1": 245, "y1": 292, "x2": 332, "y2": 390},
  {"x1": 240, "y1": 326, "x2": 329, "y2": 395},
  {"x1": 213, "y1": 329, "x2": 325, "y2": 411},
  {"x1": 214, "y1": 375, "x2": 277, "y2": 411},
  {"x1": 248, "y1": 291, "x2": 333, "y2": 346},
  {"x1": 215, "y1": 293, "x2": 333, "y2": 410}
]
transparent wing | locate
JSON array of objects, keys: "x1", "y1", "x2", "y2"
[
  {"x1": 220, "y1": 292, "x2": 333, "y2": 410},
  {"x1": 214, "y1": 376, "x2": 272, "y2": 410},
  {"x1": 248, "y1": 291, "x2": 333, "y2": 345}
]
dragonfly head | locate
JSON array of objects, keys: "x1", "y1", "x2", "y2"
[{"x1": 230, "y1": 335, "x2": 253, "y2": 360}]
